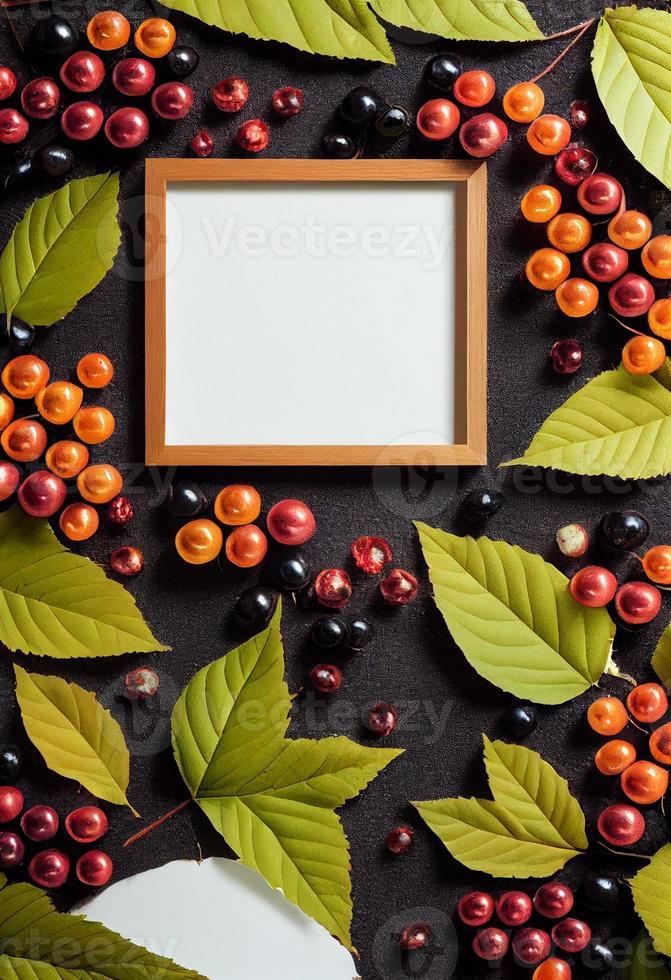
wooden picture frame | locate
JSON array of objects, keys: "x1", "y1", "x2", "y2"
[{"x1": 145, "y1": 158, "x2": 487, "y2": 466}]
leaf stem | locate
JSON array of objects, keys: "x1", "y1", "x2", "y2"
[
  {"x1": 123, "y1": 799, "x2": 191, "y2": 847},
  {"x1": 531, "y1": 19, "x2": 596, "y2": 84}
]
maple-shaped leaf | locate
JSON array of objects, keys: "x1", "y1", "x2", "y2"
[
  {"x1": 0, "y1": 872, "x2": 204, "y2": 978},
  {"x1": 171, "y1": 605, "x2": 402, "y2": 950}
]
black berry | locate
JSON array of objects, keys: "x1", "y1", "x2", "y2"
[
  {"x1": 6, "y1": 159, "x2": 34, "y2": 190},
  {"x1": 321, "y1": 133, "x2": 356, "y2": 159},
  {"x1": 347, "y1": 618, "x2": 374, "y2": 651},
  {"x1": 234, "y1": 587, "x2": 278, "y2": 628},
  {"x1": 310, "y1": 616, "x2": 349, "y2": 649},
  {"x1": 599, "y1": 511, "x2": 650, "y2": 551},
  {"x1": 582, "y1": 872, "x2": 619, "y2": 911},
  {"x1": 340, "y1": 86, "x2": 381, "y2": 126},
  {"x1": 163, "y1": 481, "x2": 208, "y2": 520},
  {"x1": 165, "y1": 45, "x2": 200, "y2": 78},
  {"x1": 583, "y1": 940, "x2": 615, "y2": 974},
  {"x1": 0, "y1": 745, "x2": 21, "y2": 781},
  {"x1": 462, "y1": 489, "x2": 504, "y2": 522},
  {"x1": 375, "y1": 106, "x2": 410, "y2": 138},
  {"x1": 7, "y1": 317, "x2": 35, "y2": 352},
  {"x1": 38, "y1": 145, "x2": 74, "y2": 177},
  {"x1": 503, "y1": 703, "x2": 538, "y2": 739},
  {"x1": 27, "y1": 15, "x2": 78, "y2": 61},
  {"x1": 270, "y1": 554, "x2": 310, "y2": 591},
  {"x1": 424, "y1": 54, "x2": 461, "y2": 92}
]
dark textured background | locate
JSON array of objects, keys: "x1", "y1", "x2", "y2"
[{"x1": 1, "y1": 1, "x2": 670, "y2": 977}]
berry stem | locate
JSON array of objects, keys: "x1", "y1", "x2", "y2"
[
  {"x1": 541, "y1": 17, "x2": 596, "y2": 41},
  {"x1": 123, "y1": 798, "x2": 191, "y2": 847},
  {"x1": 531, "y1": 19, "x2": 596, "y2": 84},
  {"x1": 609, "y1": 313, "x2": 646, "y2": 338},
  {"x1": 596, "y1": 841, "x2": 652, "y2": 861}
]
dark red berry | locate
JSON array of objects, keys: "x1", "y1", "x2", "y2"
[
  {"x1": 379, "y1": 568, "x2": 418, "y2": 605},
  {"x1": 570, "y1": 99, "x2": 591, "y2": 130},
  {"x1": 598, "y1": 803, "x2": 645, "y2": 846},
  {"x1": 151, "y1": 82, "x2": 193, "y2": 120},
  {"x1": 512, "y1": 926, "x2": 552, "y2": 965},
  {"x1": 551, "y1": 338, "x2": 584, "y2": 374},
  {"x1": 190, "y1": 128, "x2": 213, "y2": 158},
  {"x1": 366, "y1": 701, "x2": 397, "y2": 737},
  {"x1": 552, "y1": 917, "x2": 592, "y2": 953},
  {"x1": 615, "y1": 581, "x2": 662, "y2": 625},
  {"x1": 0, "y1": 108, "x2": 29, "y2": 144},
  {"x1": 125, "y1": 666, "x2": 159, "y2": 700},
  {"x1": 65, "y1": 805, "x2": 109, "y2": 843},
  {"x1": 237, "y1": 119, "x2": 269, "y2": 153},
  {"x1": 385, "y1": 825, "x2": 413, "y2": 855},
  {"x1": 314, "y1": 568, "x2": 352, "y2": 609},
  {"x1": 212, "y1": 76, "x2": 249, "y2": 112},
  {"x1": 534, "y1": 881, "x2": 574, "y2": 919},
  {"x1": 0, "y1": 66, "x2": 17, "y2": 101},
  {"x1": 399, "y1": 922, "x2": 430, "y2": 950},
  {"x1": 351, "y1": 535, "x2": 393, "y2": 574},
  {"x1": 0, "y1": 831, "x2": 24, "y2": 868},
  {"x1": 271, "y1": 86, "x2": 304, "y2": 117},
  {"x1": 76, "y1": 849, "x2": 113, "y2": 886},
  {"x1": 106, "y1": 496, "x2": 133, "y2": 527},
  {"x1": 21, "y1": 805, "x2": 59, "y2": 842},
  {"x1": 0, "y1": 786, "x2": 23, "y2": 823},
  {"x1": 458, "y1": 890, "x2": 494, "y2": 927},
  {"x1": 29, "y1": 849, "x2": 70, "y2": 888},
  {"x1": 110, "y1": 546, "x2": 144, "y2": 577},
  {"x1": 309, "y1": 664, "x2": 342, "y2": 695},
  {"x1": 554, "y1": 145, "x2": 597, "y2": 186},
  {"x1": 496, "y1": 890, "x2": 533, "y2": 927},
  {"x1": 473, "y1": 927, "x2": 509, "y2": 961}
]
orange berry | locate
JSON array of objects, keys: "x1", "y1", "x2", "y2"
[
  {"x1": 453, "y1": 70, "x2": 495, "y2": 108},
  {"x1": 1, "y1": 418, "x2": 48, "y2": 462},
  {"x1": 650, "y1": 722, "x2": 671, "y2": 765},
  {"x1": 59, "y1": 502, "x2": 100, "y2": 542},
  {"x1": 87, "y1": 10, "x2": 130, "y2": 50},
  {"x1": 621, "y1": 760, "x2": 668, "y2": 805},
  {"x1": 527, "y1": 115, "x2": 571, "y2": 156},
  {"x1": 555, "y1": 278, "x2": 599, "y2": 318},
  {"x1": 621, "y1": 335, "x2": 666, "y2": 376},
  {"x1": 1, "y1": 354, "x2": 49, "y2": 399},
  {"x1": 642, "y1": 235, "x2": 671, "y2": 279},
  {"x1": 627, "y1": 682, "x2": 669, "y2": 723},
  {"x1": 608, "y1": 210, "x2": 652, "y2": 250},
  {"x1": 594, "y1": 739, "x2": 637, "y2": 776},
  {"x1": 135, "y1": 18, "x2": 176, "y2": 58},
  {"x1": 175, "y1": 519, "x2": 223, "y2": 564},
  {"x1": 0, "y1": 392, "x2": 14, "y2": 431},
  {"x1": 643, "y1": 544, "x2": 671, "y2": 585},
  {"x1": 648, "y1": 298, "x2": 671, "y2": 339},
  {"x1": 532, "y1": 957, "x2": 571, "y2": 980},
  {"x1": 77, "y1": 352, "x2": 114, "y2": 389},
  {"x1": 547, "y1": 213, "x2": 592, "y2": 253},
  {"x1": 587, "y1": 697, "x2": 628, "y2": 736},
  {"x1": 225, "y1": 524, "x2": 268, "y2": 568},
  {"x1": 35, "y1": 381, "x2": 83, "y2": 424},
  {"x1": 45, "y1": 440, "x2": 90, "y2": 479},
  {"x1": 521, "y1": 184, "x2": 562, "y2": 223},
  {"x1": 526, "y1": 248, "x2": 570, "y2": 291},
  {"x1": 77, "y1": 464, "x2": 123, "y2": 504},
  {"x1": 503, "y1": 81, "x2": 544, "y2": 123},
  {"x1": 73, "y1": 406, "x2": 115, "y2": 445},
  {"x1": 214, "y1": 485, "x2": 261, "y2": 526}
]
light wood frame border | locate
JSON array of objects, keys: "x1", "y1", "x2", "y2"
[{"x1": 145, "y1": 158, "x2": 487, "y2": 466}]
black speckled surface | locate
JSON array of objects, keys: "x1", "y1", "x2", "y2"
[{"x1": 0, "y1": 1, "x2": 670, "y2": 977}]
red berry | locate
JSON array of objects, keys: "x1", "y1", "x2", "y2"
[
  {"x1": 458, "y1": 890, "x2": 494, "y2": 927},
  {"x1": 60, "y1": 51, "x2": 105, "y2": 92},
  {"x1": 551, "y1": 917, "x2": 592, "y2": 953},
  {"x1": 76, "y1": 849, "x2": 113, "y2": 886},
  {"x1": 151, "y1": 82, "x2": 193, "y2": 120},
  {"x1": 314, "y1": 568, "x2": 352, "y2": 609},
  {"x1": 272, "y1": 86, "x2": 304, "y2": 117},
  {"x1": 105, "y1": 108, "x2": 149, "y2": 149},
  {"x1": 569, "y1": 566, "x2": 617, "y2": 607},
  {"x1": 110, "y1": 546, "x2": 144, "y2": 577},
  {"x1": 65, "y1": 805, "x2": 109, "y2": 843},
  {"x1": 237, "y1": 118, "x2": 269, "y2": 153},
  {"x1": 112, "y1": 57, "x2": 155, "y2": 97},
  {"x1": 125, "y1": 666, "x2": 160, "y2": 700},
  {"x1": 399, "y1": 922, "x2": 430, "y2": 950},
  {"x1": 0, "y1": 786, "x2": 24, "y2": 823},
  {"x1": 496, "y1": 890, "x2": 533, "y2": 927},
  {"x1": 212, "y1": 76, "x2": 249, "y2": 113},
  {"x1": 628, "y1": 683, "x2": 668, "y2": 722},
  {"x1": 21, "y1": 77, "x2": 60, "y2": 120},
  {"x1": 578, "y1": 173, "x2": 623, "y2": 215},
  {"x1": 351, "y1": 535, "x2": 393, "y2": 574},
  {"x1": 615, "y1": 582, "x2": 662, "y2": 625},
  {"x1": 0, "y1": 831, "x2": 25, "y2": 868},
  {"x1": 267, "y1": 499, "x2": 315, "y2": 546},
  {"x1": 0, "y1": 66, "x2": 17, "y2": 101},
  {"x1": 380, "y1": 568, "x2": 418, "y2": 605},
  {"x1": 106, "y1": 496, "x2": 134, "y2": 527},
  {"x1": 551, "y1": 338, "x2": 584, "y2": 375},
  {"x1": 416, "y1": 98, "x2": 460, "y2": 140},
  {"x1": 366, "y1": 701, "x2": 397, "y2": 737},
  {"x1": 609, "y1": 273, "x2": 655, "y2": 318},
  {"x1": 190, "y1": 128, "x2": 213, "y2": 158},
  {"x1": 385, "y1": 825, "x2": 414, "y2": 855},
  {"x1": 554, "y1": 145, "x2": 596, "y2": 186},
  {"x1": 309, "y1": 663, "x2": 342, "y2": 694},
  {"x1": 29, "y1": 849, "x2": 70, "y2": 888},
  {"x1": 459, "y1": 112, "x2": 508, "y2": 158},
  {"x1": 582, "y1": 242, "x2": 629, "y2": 283},
  {"x1": 0, "y1": 461, "x2": 20, "y2": 503},
  {"x1": 534, "y1": 882, "x2": 574, "y2": 919},
  {"x1": 598, "y1": 803, "x2": 645, "y2": 846},
  {"x1": 512, "y1": 926, "x2": 552, "y2": 965},
  {"x1": 61, "y1": 101, "x2": 104, "y2": 141},
  {"x1": 0, "y1": 108, "x2": 29, "y2": 144},
  {"x1": 473, "y1": 927, "x2": 509, "y2": 961},
  {"x1": 21, "y1": 805, "x2": 59, "y2": 842}
]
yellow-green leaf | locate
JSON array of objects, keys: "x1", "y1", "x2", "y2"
[
  {"x1": 0, "y1": 173, "x2": 120, "y2": 326},
  {"x1": 592, "y1": 7, "x2": 671, "y2": 192},
  {"x1": 629, "y1": 930, "x2": 671, "y2": 979},
  {"x1": 0, "y1": 507, "x2": 168, "y2": 658},
  {"x1": 653, "y1": 626, "x2": 671, "y2": 690},
  {"x1": 415, "y1": 523, "x2": 615, "y2": 704},
  {"x1": 171, "y1": 605, "x2": 402, "y2": 949},
  {"x1": 413, "y1": 738, "x2": 586, "y2": 877},
  {"x1": 370, "y1": 0, "x2": 542, "y2": 40},
  {"x1": 14, "y1": 666, "x2": 136, "y2": 814},
  {"x1": 158, "y1": 0, "x2": 394, "y2": 62},
  {"x1": 501, "y1": 366, "x2": 671, "y2": 479},
  {"x1": 632, "y1": 845, "x2": 671, "y2": 958}
]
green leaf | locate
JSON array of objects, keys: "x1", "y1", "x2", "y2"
[
  {"x1": 501, "y1": 366, "x2": 671, "y2": 479},
  {"x1": 158, "y1": 0, "x2": 394, "y2": 62},
  {"x1": 370, "y1": 0, "x2": 542, "y2": 40},
  {"x1": 0, "y1": 873, "x2": 204, "y2": 978},
  {"x1": 653, "y1": 625, "x2": 671, "y2": 690},
  {"x1": 413, "y1": 737, "x2": 586, "y2": 877},
  {"x1": 632, "y1": 845, "x2": 671, "y2": 958},
  {"x1": 0, "y1": 507, "x2": 168, "y2": 658},
  {"x1": 171, "y1": 605, "x2": 402, "y2": 949},
  {"x1": 592, "y1": 7, "x2": 671, "y2": 192},
  {"x1": 0, "y1": 173, "x2": 120, "y2": 326},
  {"x1": 415, "y1": 523, "x2": 615, "y2": 705},
  {"x1": 14, "y1": 666, "x2": 136, "y2": 813},
  {"x1": 629, "y1": 930, "x2": 671, "y2": 979}
]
